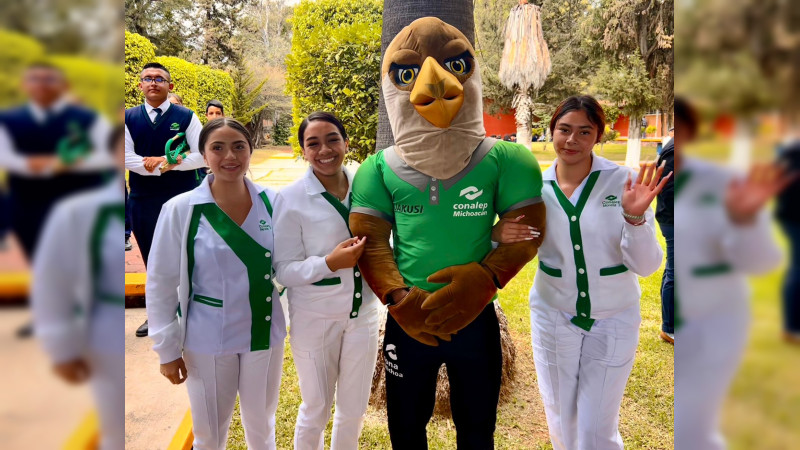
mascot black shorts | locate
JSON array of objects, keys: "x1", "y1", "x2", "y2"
[{"x1": 383, "y1": 303, "x2": 502, "y2": 449}]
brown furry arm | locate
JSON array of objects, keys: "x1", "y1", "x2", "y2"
[
  {"x1": 349, "y1": 212, "x2": 408, "y2": 305},
  {"x1": 481, "y1": 202, "x2": 546, "y2": 288}
]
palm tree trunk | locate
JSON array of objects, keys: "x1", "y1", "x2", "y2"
[
  {"x1": 625, "y1": 112, "x2": 643, "y2": 168},
  {"x1": 376, "y1": 0, "x2": 476, "y2": 150}
]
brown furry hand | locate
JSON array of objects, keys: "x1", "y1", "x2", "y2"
[
  {"x1": 420, "y1": 262, "x2": 498, "y2": 334},
  {"x1": 388, "y1": 287, "x2": 453, "y2": 346}
]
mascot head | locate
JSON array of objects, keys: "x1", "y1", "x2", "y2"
[{"x1": 382, "y1": 17, "x2": 486, "y2": 180}]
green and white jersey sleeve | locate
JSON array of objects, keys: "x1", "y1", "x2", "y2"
[{"x1": 351, "y1": 153, "x2": 395, "y2": 223}]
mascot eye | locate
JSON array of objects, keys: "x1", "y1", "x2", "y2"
[
  {"x1": 394, "y1": 66, "x2": 419, "y2": 86},
  {"x1": 445, "y1": 57, "x2": 470, "y2": 75}
]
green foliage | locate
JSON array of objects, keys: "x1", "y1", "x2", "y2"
[
  {"x1": 285, "y1": 0, "x2": 382, "y2": 162},
  {"x1": 645, "y1": 125, "x2": 657, "y2": 136},
  {"x1": 125, "y1": 31, "x2": 156, "y2": 109},
  {"x1": 230, "y1": 64, "x2": 268, "y2": 127},
  {"x1": 0, "y1": 29, "x2": 45, "y2": 106},
  {"x1": 155, "y1": 56, "x2": 199, "y2": 114},
  {"x1": 50, "y1": 55, "x2": 123, "y2": 119},
  {"x1": 271, "y1": 113, "x2": 292, "y2": 145},
  {"x1": 196, "y1": 65, "x2": 234, "y2": 124},
  {"x1": 591, "y1": 53, "x2": 658, "y2": 118},
  {"x1": 601, "y1": 125, "x2": 620, "y2": 144}
]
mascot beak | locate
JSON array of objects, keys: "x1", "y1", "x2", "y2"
[{"x1": 409, "y1": 57, "x2": 464, "y2": 128}]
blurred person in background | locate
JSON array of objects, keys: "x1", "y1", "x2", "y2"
[
  {"x1": 0, "y1": 180, "x2": 8, "y2": 250},
  {"x1": 775, "y1": 125, "x2": 800, "y2": 344},
  {"x1": 168, "y1": 92, "x2": 184, "y2": 106},
  {"x1": 31, "y1": 124, "x2": 125, "y2": 450},
  {"x1": 674, "y1": 97, "x2": 789, "y2": 449},
  {"x1": 205, "y1": 99, "x2": 224, "y2": 121},
  {"x1": 656, "y1": 126, "x2": 675, "y2": 344},
  {"x1": 0, "y1": 61, "x2": 113, "y2": 338},
  {"x1": 125, "y1": 61, "x2": 205, "y2": 338}
]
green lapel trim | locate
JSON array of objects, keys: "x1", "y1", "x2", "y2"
[
  {"x1": 319, "y1": 192, "x2": 363, "y2": 318},
  {"x1": 185, "y1": 191, "x2": 275, "y2": 350},
  {"x1": 313, "y1": 277, "x2": 342, "y2": 286},
  {"x1": 599, "y1": 264, "x2": 629, "y2": 276},
  {"x1": 259, "y1": 191, "x2": 273, "y2": 217},
  {"x1": 550, "y1": 170, "x2": 602, "y2": 331},
  {"x1": 200, "y1": 203, "x2": 273, "y2": 351},
  {"x1": 674, "y1": 171, "x2": 690, "y2": 198},
  {"x1": 538, "y1": 261, "x2": 562, "y2": 278},
  {"x1": 91, "y1": 204, "x2": 126, "y2": 305},
  {"x1": 193, "y1": 294, "x2": 223, "y2": 307}
]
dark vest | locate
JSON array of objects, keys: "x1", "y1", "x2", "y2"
[
  {"x1": 125, "y1": 103, "x2": 197, "y2": 198},
  {"x1": 0, "y1": 104, "x2": 106, "y2": 205}
]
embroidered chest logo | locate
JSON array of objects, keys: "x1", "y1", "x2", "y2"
[
  {"x1": 259, "y1": 220, "x2": 271, "y2": 231},
  {"x1": 170, "y1": 122, "x2": 180, "y2": 131},
  {"x1": 602, "y1": 195, "x2": 621, "y2": 207},
  {"x1": 459, "y1": 186, "x2": 484, "y2": 201},
  {"x1": 394, "y1": 204, "x2": 424, "y2": 214},
  {"x1": 453, "y1": 186, "x2": 489, "y2": 217}
]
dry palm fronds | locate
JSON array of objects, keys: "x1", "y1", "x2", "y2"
[
  {"x1": 498, "y1": 3, "x2": 552, "y2": 91},
  {"x1": 369, "y1": 303, "x2": 517, "y2": 418}
]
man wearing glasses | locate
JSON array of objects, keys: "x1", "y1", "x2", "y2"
[{"x1": 125, "y1": 62, "x2": 205, "y2": 338}]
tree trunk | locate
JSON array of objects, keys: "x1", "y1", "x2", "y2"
[
  {"x1": 515, "y1": 89, "x2": 532, "y2": 148},
  {"x1": 376, "y1": 0, "x2": 476, "y2": 150},
  {"x1": 729, "y1": 117, "x2": 754, "y2": 171},
  {"x1": 625, "y1": 113, "x2": 643, "y2": 168}
]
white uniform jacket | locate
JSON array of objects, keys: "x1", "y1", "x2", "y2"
[
  {"x1": 273, "y1": 167, "x2": 378, "y2": 320},
  {"x1": 675, "y1": 157, "x2": 782, "y2": 321},
  {"x1": 146, "y1": 175, "x2": 286, "y2": 364},
  {"x1": 31, "y1": 177, "x2": 124, "y2": 363},
  {"x1": 530, "y1": 156, "x2": 663, "y2": 324}
]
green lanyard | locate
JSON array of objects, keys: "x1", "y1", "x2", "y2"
[
  {"x1": 186, "y1": 191, "x2": 276, "y2": 351},
  {"x1": 165, "y1": 132, "x2": 189, "y2": 164},
  {"x1": 57, "y1": 121, "x2": 91, "y2": 165},
  {"x1": 320, "y1": 192, "x2": 363, "y2": 319}
]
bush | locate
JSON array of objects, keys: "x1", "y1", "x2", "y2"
[
  {"x1": 601, "y1": 125, "x2": 620, "y2": 143},
  {"x1": 125, "y1": 31, "x2": 156, "y2": 109},
  {"x1": 0, "y1": 30, "x2": 46, "y2": 107},
  {"x1": 154, "y1": 56, "x2": 199, "y2": 114},
  {"x1": 645, "y1": 124, "x2": 657, "y2": 137},
  {"x1": 272, "y1": 114, "x2": 292, "y2": 145},
  {"x1": 285, "y1": 0, "x2": 383, "y2": 162},
  {"x1": 51, "y1": 55, "x2": 122, "y2": 119},
  {"x1": 196, "y1": 65, "x2": 234, "y2": 124}
]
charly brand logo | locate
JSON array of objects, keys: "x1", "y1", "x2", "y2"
[
  {"x1": 259, "y1": 219, "x2": 271, "y2": 231},
  {"x1": 170, "y1": 122, "x2": 180, "y2": 131},
  {"x1": 459, "y1": 186, "x2": 484, "y2": 201},
  {"x1": 602, "y1": 194, "x2": 621, "y2": 207},
  {"x1": 394, "y1": 204, "x2": 424, "y2": 214},
  {"x1": 453, "y1": 186, "x2": 489, "y2": 217},
  {"x1": 385, "y1": 343, "x2": 403, "y2": 377}
]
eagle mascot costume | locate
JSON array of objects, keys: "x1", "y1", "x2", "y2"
[{"x1": 350, "y1": 17, "x2": 546, "y2": 447}]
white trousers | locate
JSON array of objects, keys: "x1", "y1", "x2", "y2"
[
  {"x1": 183, "y1": 342, "x2": 285, "y2": 450},
  {"x1": 290, "y1": 307, "x2": 380, "y2": 450},
  {"x1": 88, "y1": 350, "x2": 124, "y2": 450},
  {"x1": 675, "y1": 310, "x2": 749, "y2": 450},
  {"x1": 530, "y1": 303, "x2": 641, "y2": 450}
]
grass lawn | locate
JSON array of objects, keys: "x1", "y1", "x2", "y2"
[
  {"x1": 530, "y1": 142, "x2": 659, "y2": 163},
  {"x1": 227, "y1": 227, "x2": 674, "y2": 449},
  {"x1": 722, "y1": 228, "x2": 800, "y2": 449}
]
